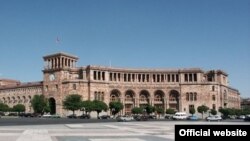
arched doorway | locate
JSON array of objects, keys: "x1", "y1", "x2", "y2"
[
  {"x1": 139, "y1": 90, "x2": 150, "y2": 108},
  {"x1": 49, "y1": 97, "x2": 56, "y2": 114},
  {"x1": 110, "y1": 89, "x2": 121, "y2": 102},
  {"x1": 124, "y1": 90, "x2": 135, "y2": 115},
  {"x1": 154, "y1": 90, "x2": 165, "y2": 109},
  {"x1": 169, "y1": 90, "x2": 180, "y2": 111}
]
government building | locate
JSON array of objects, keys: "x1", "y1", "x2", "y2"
[{"x1": 0, "y1": 52, "x2": 241, "y2": 116}]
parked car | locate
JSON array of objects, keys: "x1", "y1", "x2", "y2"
[
  {"x1": 50, "y1": 114, "x2": 61, "y2": 118},
  {"x1": 148, "y1": 115, "x2": 157, "y2": 119},
  {"x1": 67, "y1": 114, "x2": 77, "y2": 119},
  {"x1": 165, "y1": 114, "x2": 173, "y2": 119},
  {"x1": 134, "y1": 115, "x2": 148, "y2": 121},
  {"x1": 98, "y1": 115, "x2": 110, "y2": 119},
  {"x1": 8, "y1": 113, "x2": 18, "y2": 116},
  {"x1": 206, "y1": 115, "x2": 222, "y2": 121},
  {"x1": 244, "y1": 115, "x2": 250, "y2": 122},
  {"x1": 187, "y1": 115, "x2": 199, "y2": 121},
  {"x1": 116, "y1": 115, "x2": 134, "y2": 122},
  {"x1": 78, "y1": 114, "x2": 90, "y2": 119},
  {"x1": 238, "y1": 115, "x2": 246, "y2": 119},
  {"x1": 42, "y1": 113, "x2": 51, "y2": 118},
  {"x1": 0, "y1": 112, "x2": 5, "y2": 116},
  {"x1": 172, "y1": 112, "x2": 187, "y2": 120}
]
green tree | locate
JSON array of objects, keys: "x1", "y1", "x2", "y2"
[
  {"x1": 12, "y1": 104, "x2": 25, "y2": 114},
  {"x1": 131, "y1": 107, "x2": 143, "y2": 114},
  {"x1": 197, "y1": 105, "x2": 209, "y2": 119},
  {"x1": 219, "y1": 108, "x2": 230, "y2": 119},
  {"x1": 145, "y1": 104, "x2": 155, "y2": 115},
  {"x1": 81, "y1": 100, "x2": 94, "y2": 114},
  {"x1": 189, "y1": 107, "x2": 196, "y2": 116},
  {"x1": 242, "y1": 107, "x2": 250, "y2": 115},
  {"x1": 93, "y1": 100, "x2": 108, "y2": 118},
  {"x1": 210, "y1": 109, "x2": 217, "y2": 115},
  {"x1": 166, "y1": 108, "x2": 176, "y2": 115},
  {"x1": 155, "y1": 107, "x2": 164, "y2": 118},
  {"x1": 0, "y1": 103, "x2": 9, "y2": 112},
  {"x1": 109, "y1": 101, "x2": 124, "y2": 116},
  {"x1": 31, "y1": 95, "x2": 48, "y2": 114},
  {"x1": 63, "y1": 94, "x2": 82, "y2": 115}
]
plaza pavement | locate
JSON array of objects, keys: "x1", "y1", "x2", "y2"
[{"x1": 0, "y1": 121, "x2": 249, "y2": 141}]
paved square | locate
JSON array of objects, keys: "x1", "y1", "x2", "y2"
[
  {"x1": 0, "y1": 121, "x2": 175, "y2": 141},
  {"x1": 1, "y1": 121, "x2": 249, "y2": 141}
]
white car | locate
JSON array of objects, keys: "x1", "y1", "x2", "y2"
[
  {"x1": 206, "y1": 115, "x2": 222, "y2": 121},
  {"x1": 42, "y1": 114, "x2": 51, "y2": 118},
  {"x1": 116, "y1": 115, "x2": 134, "y2": 122},
  {"x1": 172, "y1": 112, "x2": 187, "y2": 120}
]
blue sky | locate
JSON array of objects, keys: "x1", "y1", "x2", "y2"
[{"x1": 0, "y1": 0, "x2": 249, "y2": 97}]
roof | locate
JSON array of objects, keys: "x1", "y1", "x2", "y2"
[{"x1": 43, "y1": 52, "x2": 78, "y2": 60}]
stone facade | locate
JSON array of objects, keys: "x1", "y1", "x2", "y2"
[{"x1": 0, "y1": 52, "x2": 241, "y2": 116}]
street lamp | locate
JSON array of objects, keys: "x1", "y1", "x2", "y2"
[{"x1": 112, "y1": 108, "x2": 115, "y2": 116}]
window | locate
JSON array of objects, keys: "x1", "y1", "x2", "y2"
[
  {"x1": 98, "y1": 71, "x2": 101, "y2": 80},
  {"x1": 73, "y1": 84, "x2": 76, "y2": 90},
  {"x1": 128, "y1": 74, "x2": 131, "y2": 82},
  {"x1": 176, "y1": 74, "x2": 179, "y2": 82},
  {"x1": 93, "y1": 71, "x2": 97, "y2": 80},
  {"x1": 189, "y1": 104, "x2": 194, "y2": 109},
  {"x1": 172, "y1": 74, "x2": 175, "y2": 82},
  {"x1": 186, "y1": 92, "x2": 197, "y2": 101},
  {"x1": 109, "y1": 73, "x2": 112, "y2": 81},
  {"x1": 124, "y1": 74, "x2": 127, "y2": 82},
  {"x1": 212, "y1": 86, "x2": 215, "y2": 91},
  {"x1": 190, "y1": 93, "x2": 194, "y2": 101},
  {"x1": 189, "y1": 74, "x2": 193, "y2": 82},
  {"x1": 212, "y1": 95, "x2": 216, "y2": 101},
  {"x1": 194, "y1": 73, "x2": 197, "y2": 82},
  {"x1": 118, "y1": 73, "x2": 120, "y2": 81},
  {"x1": 102, "y1": 72, "x2": 105, "y2": 80},
  {"x1": 186, "y1": 93, "x2": 189, "y2": 101},
  {"x1": 212, "y1": 104, "x2": 216, "y2": 110},
  {"x1": 185, "y1": 74, "x2": 188, "y2": 82},
  {"x1": 167, "y1": 74, "x2": 171, "y2": 82},
  {"x1": 194, "y1": 93, "x2": 197, "y2": 101}
]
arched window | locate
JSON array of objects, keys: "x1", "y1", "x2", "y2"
[
  {"x1": 194, "y1": 93, "x2": 197, "y2": 101},
  {"x1": 186, "y1": 93, "x2": 189, "y2": 101},
  {"x1": 190, "y1": 93, "x2": 193, "y2": 101}
]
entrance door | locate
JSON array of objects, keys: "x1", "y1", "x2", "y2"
[{"x1": 49, "y1": 98, "x2": 56, "y2": 114}]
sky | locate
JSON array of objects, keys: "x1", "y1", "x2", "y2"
[{"x1": 0, "y1": 0, "x2": 249, "y2": 97}]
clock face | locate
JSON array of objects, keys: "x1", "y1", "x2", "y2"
[{"x1": 49, "y1": 74, "x2": 55, "y2": 81}]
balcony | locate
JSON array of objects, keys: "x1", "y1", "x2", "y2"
[
  {"x1": 154, "y1": 98, "x2": 163, "y2": 104},
  {"x1": 139, "y1": 99, "x2": 149, "y2": 104},
  {"x1": 125, "y1": 98, "x2": 134, "y2": 104},
  {"x1": 169, "y1": 100, "x2": 177, "y2": 104}
]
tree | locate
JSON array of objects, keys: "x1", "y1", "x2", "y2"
[
  {"x1": 131, "y1": 107, "x2": 143, "y2": 114},
  {"x1": 155, "y1": 107, "x2": 164, "y2": 118},
  {"x1": 63, "y1": 94, "x2": 82, "y2": 115},
  {"x1": 145, "y1": 104, "x2": 155, "y2": 115},
  {"x1": 109, "y1": 101, "x2": 124, "y2": 116},
  {"x1": 81, "y1": 100, "x2": 94, "y2": 114},
  {"x1": 219, "y1": 108, "x2": 230, "y2": 119},
  {"x1": 166, "y1": 108, "x2": 176, "y2": 115},
  {"x1": 92, "y1": 100, "x2": 108, "y2": 118},
  {"x1": 0, "y1": 103, "x2": 9, "y2": 112},
  {"x1": 197, "y1": 105, "x2": 209, "y2": 119},
  {"x1": 210, "y1": 109, "x2": 217, "y2": 115},
  {"x1": 31, "y1": 95, "x2": 49, "y2": 114},
  {"x1": 12, "y1": 104, "x2": 25, "y2": 114},
  {"x1": 189, "y1": 107, "x2": 196, "y2": 116}
]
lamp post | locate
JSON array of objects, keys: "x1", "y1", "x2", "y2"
[{"x1": 112, "y1": 108, "x2": 115, "y2": 117}]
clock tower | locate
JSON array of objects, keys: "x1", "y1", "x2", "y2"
[{"x1": 42, "y1": 52, "x2": 78, "y2": 115}]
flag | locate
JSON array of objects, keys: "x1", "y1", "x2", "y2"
[{"x1": 56, "y1": 37, "x2": 60, "y2": 44}]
